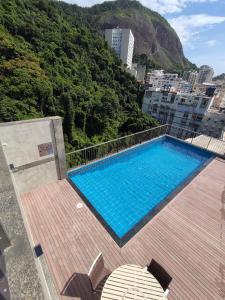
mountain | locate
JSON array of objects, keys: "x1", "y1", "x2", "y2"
[
  {"x1": 0, "y1": 0, "x2": 158, "y2": 153},
  {"x1": 82, "y1": 0, "x2": 192, "y2": 70},
  {"x1": 213, "y1": 73, "x2": 225, "y2": 81}
]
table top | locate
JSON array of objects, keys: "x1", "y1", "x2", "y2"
[{"x1": 101, "y1": 264, "x2": 165, "y2": 300}]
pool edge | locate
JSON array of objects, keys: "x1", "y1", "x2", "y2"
[{"x1": 67, "y1": 137, "x2": 215, "y2": 247}]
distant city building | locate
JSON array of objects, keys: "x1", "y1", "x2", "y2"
[
  {"x1": 197, "y1": 65, "x2": 214, "y2": 84},
  {"x1": 183, "y1": 70, "x2": 189, "y2": 81},
  {"x1": 136, "y1": 64, "x2": 146, "y2": 82},
  {"x1": 145, "y1": 70, "x2": 191, "y2": 93},
  {"x1": 127, "y1": 63, "x2": 146, "y2": 82},
  {"x1": 194, "y1": 82, "x2": 217, "y2": 97},
  {"x1": 142, "y1": 87, "x2": 225, "y2": 138},
  {"x1": 199, "y1": 108, "x2": 225, "y2": 138},
  {"x1": 210, "y1": 80, "x2": 225, "y2": 109},
  {"x1": 105, "y1": 28, "x2": 134, "y2": 69},
  {"x1": 184, "y1": 70, "x2": 199, "y2": 88}
]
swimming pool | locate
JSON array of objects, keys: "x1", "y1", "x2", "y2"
[{"x1": 68, "y1": 136, "x2": 214, "y2": 245}]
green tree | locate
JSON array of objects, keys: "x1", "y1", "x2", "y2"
[{"x1": 61, "y1": 92, "x2": 74, "y2": 141}]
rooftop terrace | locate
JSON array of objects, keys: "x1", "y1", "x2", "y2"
[
  {"x1": 1, "y1": 118, "x2": 225, "y2": 299},
  {"x1": 21, "y1": 157, "x2": 225, "y2": 300}
]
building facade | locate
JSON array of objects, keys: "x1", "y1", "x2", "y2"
[
  {"x1": 145, "y1": 70, "x2": 192, "y2": 93},
  {"x1": 199, "y1": 108, "x2": 225, "y2": 138},
  {"x1": 142, "y1": 88, "x2": 225, "y2": 138},
  {"x1": 143, "y1": 89, "x2": 212, "y2": 130},
  {"x1": 105, "y1": 28, "x2": 134, "y2": 69},
  {"x1": 183, "y1": 70, "x2": 199, "y2": 88}
]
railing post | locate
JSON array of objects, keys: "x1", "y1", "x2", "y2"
[
  {"x1": 207, "y1": 136, "x2": 212, "y2": 149},
  {"x1": 84, "y1": 150, "x2": 87, "y2": 165},
  {"x1": 160, "y1": 126, "x2": 163, "y2": 136}
]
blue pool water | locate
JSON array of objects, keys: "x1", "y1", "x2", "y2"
[{"x1": 69, "y1": 136, "x2": 213, "y2": 241}]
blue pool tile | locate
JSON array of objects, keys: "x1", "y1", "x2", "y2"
[{"x1": 69, "y1": 136, "x2": 214, "y2": 240}]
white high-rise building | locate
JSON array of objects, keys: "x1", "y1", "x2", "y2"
[
  {"x1": 197, "y1": 65, "x2": 214, "y2": 83},
  {"x1": 105, "y1": 28, "x2": 134, "y2": 69}
]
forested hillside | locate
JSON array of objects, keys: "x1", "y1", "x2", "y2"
[
  {"x1": 74, "y1": 0, "x2": 193, "y2": 71},
  {"x1": 0, "y1": 0, "x2": 158, "y2": 152}
]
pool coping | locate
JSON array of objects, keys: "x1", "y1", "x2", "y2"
[{"x1": 67, "y1": 136, "x2": 215, "y2": 247}]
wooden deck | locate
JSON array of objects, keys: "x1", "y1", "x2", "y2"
[{"x1": 21, "y1": 158, "x2": 225, "y2": 300}]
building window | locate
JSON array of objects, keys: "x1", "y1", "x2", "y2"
[
  {"x1": 192, "y1": 113, "x2": 203, "y2": 122},
  {"x1": 169, "y1": 113, "x2": 174, "y2": 123},
  {"x1": 171, "y1": 94, "x2": 176, "y2": 103},
  {"x1": 153, "y1": 104, "x2": 158, "y2": 113}
]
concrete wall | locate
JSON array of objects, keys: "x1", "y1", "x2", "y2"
[
  {"x1": 0, "y1": 142, "x2": 44, "y2": 299},
  {"x1": 0, "y1": 117, "x2": 66, "y2": 299},
  {"x1": 0, "y1": 117, "x2": 66, "y2": 194}
]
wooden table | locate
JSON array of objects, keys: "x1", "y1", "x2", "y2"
[{"x1": 101, "y1": 264, "x2": 165, "y2": 300}]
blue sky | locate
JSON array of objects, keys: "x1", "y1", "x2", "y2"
[{"x1": 64, "y1": 0, "x2": 225, "y2": 75}]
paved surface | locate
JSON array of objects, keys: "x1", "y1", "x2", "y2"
[
  {"x1": 186, "y1": 134, "x2": 225, "y2": 156},
  {"x1": 0, "y1": 251, "x2": 10, "y2": 300},
  {"x1": 22, "y1": 157, "x2": 225, "y2": 300}
]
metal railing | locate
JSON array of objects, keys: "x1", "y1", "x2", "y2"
[
  {"x1": 168, "y1": 124, "x2": 225, "y2": 157},
  {"x1": 66, "y1": 124, "x2": 225, "y2": 170},
  {"x1": 66, "y1": 125, "x2": 168, "y2": 169}
]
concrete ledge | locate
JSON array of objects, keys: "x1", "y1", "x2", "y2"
[{"x1": 0, "y1": 116, "x2": 61, "y2": 127}]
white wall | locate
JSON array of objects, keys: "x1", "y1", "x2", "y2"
[{"x1": 0, "y1": 117, "x2": 66, "y2": 194}]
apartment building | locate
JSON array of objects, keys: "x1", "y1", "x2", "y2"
[
  {"x1": 194, "y1": 82, "x2": 217, "y2": 96},
  {"x1": 197, "y1": 65, "x2": 214, "y2": 83},
  {"x1": 105, "y1": 28, "x2": 134, "y2": 69},
  {"x1": 183, "y1": 70, "x2": 199, "y2": 88},
  {"x1": 142, "y1": 89, "x2": 211, "y2": 130},
  {"x1": 145, "y1": 70, "x2": 192, "y2": 92},
  {"x1": 199, "y1": 108, "x2": 225, "y2": 138},
  {"x1": 142, "y1": 88, "x2": 225, "y2": 138},
  {"x1": 196, "y1": 81, "x2": 225, "y2": 109},
  {"x1": 145, "y1": 70, "x2": 177, "y2": 87}
]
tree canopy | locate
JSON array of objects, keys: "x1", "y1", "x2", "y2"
[{"x1": 0, "y1": 0, "x2": 159, "y2": 153}]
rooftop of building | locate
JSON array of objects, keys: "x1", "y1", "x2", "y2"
[
  {"x1": 21, "y1": 156, "x2": 225, "y2": 300},
  {"x1": 1, "y1": 119, "x2": 225, "y2": 300}
]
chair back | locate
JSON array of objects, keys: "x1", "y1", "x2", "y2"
[
  {"x1": 88, "y1": 252, "x2": 104, "y2": 291},
  {"x1": 147, "y1": 259, "x2": 172, "y2": 291}
]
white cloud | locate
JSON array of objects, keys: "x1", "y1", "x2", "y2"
[
  {"x1": 169, "y1": 14, "x2": 225, "y2": 45},
  {"x1": 140, "y1": 0, "x2": 217, "y2": 14},
  {"x1": 64, "y1": 0, "x2": 218, "y2": 14},
  {"x1": 206, "y1": 39, "x2": 216, "y2": 47}
]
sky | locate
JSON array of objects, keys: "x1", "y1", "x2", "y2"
[{"x1": 64, "y1": 0, "x2": 225, "y2": 75}]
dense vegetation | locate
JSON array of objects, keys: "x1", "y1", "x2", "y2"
[{"x1": 0, "y1": 0, "x2": 159, "y2": 153}]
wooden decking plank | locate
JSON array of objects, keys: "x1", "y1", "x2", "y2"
[{"x1": 21, "y1": 158, "x2": 225, "y2": 300}]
